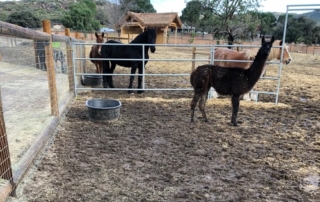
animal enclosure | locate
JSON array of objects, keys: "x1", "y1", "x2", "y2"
[
  {"x1": 6, "y1": 47, "x2": 320, "y2": 201},
  {"x1": 1, "y1": 8, "x2": 320, "y2": 200}
]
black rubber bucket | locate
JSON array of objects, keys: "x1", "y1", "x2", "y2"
[
  {"x1": 86, "y1": 99, "x2": 121, "y2": 122},
  {"x1": 81, "y1": 75, "x2": 102, "y2": 86}
]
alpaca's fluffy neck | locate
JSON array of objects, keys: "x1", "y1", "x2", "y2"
[{"x1": 245, "y1": 49, "x2": 269, "y2": 85}]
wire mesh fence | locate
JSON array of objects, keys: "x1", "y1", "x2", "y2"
[{"x1": 0, "y1": 20, "x2": 83, "y2": 199}]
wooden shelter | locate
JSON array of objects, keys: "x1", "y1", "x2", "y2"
[{"x1": 115, "y1": 11, "x2": 182, "y2": 44}]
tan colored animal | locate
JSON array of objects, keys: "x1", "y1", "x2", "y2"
[{"x1": 89, "y1": 32, "x2": 105, "y2": 73}]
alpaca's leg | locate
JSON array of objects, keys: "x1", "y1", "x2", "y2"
[
  {"x1": 231, "y1": 95, "x2": 240, "y2": 126},
  {"x1": 199, "y1": 93, "x2": 208, "y2": 122},
  {"x1": 190, "y1": 92, "x2": 201, "y2": 122}
]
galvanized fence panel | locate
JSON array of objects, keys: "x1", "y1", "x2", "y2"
[{"x1": 73, "y1": 42, "x2": 283, "y2": 104}]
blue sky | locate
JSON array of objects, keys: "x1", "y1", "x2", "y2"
[{"x1": 150, "y1": 0, "x2": 320, "y2": 15}]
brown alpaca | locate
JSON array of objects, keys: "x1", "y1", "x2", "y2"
[
  {"x1": 190, "y1": 36, "x2": 275, "y2": 126},
  {"x1": 89, "y1": 32, "x2": 104, "y2": 73},
  {"x1": 209, "y1": 40, "x2": 292, "y2": 100}
]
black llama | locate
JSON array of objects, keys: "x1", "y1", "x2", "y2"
[{"x1": 190, "y1": 35, "x2": 275, "y2": 126}]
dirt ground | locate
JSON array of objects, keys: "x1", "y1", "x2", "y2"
[{"x1": 6, "y1": 46, "x2": 320, "y2": 201}]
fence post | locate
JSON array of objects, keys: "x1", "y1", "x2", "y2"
[
  {"x1": 0, "y1": 89, "x2": 15, "y2": 197},
  {"x1": 65, "y1": 28, "x2": 75, "y2": 93},
  {"x1": 192, "y1": 47, "x2": 196, "y2": 71},
  {"x1": 42, "y1": 20, "x2": 59, "y2": 117}
]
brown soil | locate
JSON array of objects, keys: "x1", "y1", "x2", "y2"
[{"x1": 6, "y1": 47, "x2": 320, "y2": 202}]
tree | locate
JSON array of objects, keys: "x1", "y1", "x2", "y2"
[
  {"x1": 312, "y1": 26, "x2": 320, "y2": 45},
  {"x1": 106, "y1": 0, "x2": 156, "y2": 32},
  {"x1": 120, "y1": 0, "x2": 156, "y2": 13},
  {"x1": 189, "y1": 0, "x2": 263, "y2": 44},
  {"x1": 106, "y1": 0, "x2": 123, "y2": 32},
  {"x1": 181, "y1": 1, "x2": 202, "y2": 32},
  {"x1": 273, "y1": 15, "x2": 318, "y2": 45},
  {"x1": 6, "y1": 10, "x2": 41, "y2": 28},
  {"x1": 0, "y1": 13, "x2": 7, "y2": 22},
  {"x1": 61, "y1": 0, "x2": 100, "y2": 31},
  {"x1": 96, "y1": 7, "x2": 109, "y2": 26},
  {"x1": 258, "y1": 12, "x2": 277, "y2": 36}
]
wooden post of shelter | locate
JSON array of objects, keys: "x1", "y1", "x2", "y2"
[
  {"x1": 42, "y1": 20, "x2": 59, "y2": 117},
  {"x1": 163, "y1": 26, "x2": 168, "y2": 44},
  {"x1": 65, "y1": 28, "x2": 74, "y2": 93},
  {"x1": 174, "y1": 27, "x2": 177, "y2": 45},
  {"x1": 0, "y1": 89, "x2": 15, "y2": 197}
]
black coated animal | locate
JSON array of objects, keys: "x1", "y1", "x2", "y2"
[{"x1": 100, "y1": 28, "x2": 157, "y2": 94}]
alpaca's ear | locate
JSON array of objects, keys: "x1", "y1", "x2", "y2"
[
  {"x1": 102, "y1": 32, "x2": 104, "y2": 38},
  {"x1": 95, "y1": 32, "x2": 98, "y2": 38},
  {"x1": 270, "y1": 36, "x2": 275, "y2": 43}
]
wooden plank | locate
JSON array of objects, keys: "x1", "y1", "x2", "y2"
[
  {"x1": 65, "y1": 28, "x2": 75, "y2": 93},
  {"x1": 0, "y1": 21, "x2": 49, "y2": 41}
]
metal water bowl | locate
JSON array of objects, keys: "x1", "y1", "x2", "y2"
[
  {"x1": 86, "y1": 99, "x2": 121, "y2": 122},
  {"x1": 81, "y1": 75, "x2": 102, "y2": 86}
]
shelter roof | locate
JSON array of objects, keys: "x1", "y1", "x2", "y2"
[{"x1": 115, "y1": 11, "x2": 182, "y2": 29}]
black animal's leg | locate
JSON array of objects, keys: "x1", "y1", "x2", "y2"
[
  {"x1": 108, "y1": 62, "x2": 116, "y2": 88},
  {"x1": 231, "y1": 95, "x2": 241, "y2": 126},
  {"x1": 190, "y1": 90, "x2": 201, "y2": 122},
  {"x1": 137, "y1": 66, "x2": 144, "y2": 94},
  {"x1": 102, "y1": 60, "x2": 109, "y2": 88},
  {"x1": 128, "y1": 65, "x2": 137, "y2": 94},
  {"x1": 199, "y1": 90, "x2": 209, "y2": 122}
]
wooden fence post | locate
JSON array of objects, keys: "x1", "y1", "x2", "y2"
[
  {"x1": 192, "y1": 47, "x2": 196, "y2": 71},
  {"x1": 75, "y1": 31, "x2": 80, "y2": 39},
  {"x1": 0, "y1": 89, "x2": 15, "y2": 197},
  {"x1": 65, "y1": 28, "x2": 75, "y2": 93},
  {"x1": 42, "y1": 20, "x2": 59, "y2": 117}
]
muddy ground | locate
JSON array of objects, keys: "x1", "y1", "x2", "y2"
[{"x1": 6, "y1": 46, "x2": 320, "y2": 201}]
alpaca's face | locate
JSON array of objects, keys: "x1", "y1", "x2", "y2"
[{"x1": 261, "y1": 36, "x2": 275, "y2": 56}]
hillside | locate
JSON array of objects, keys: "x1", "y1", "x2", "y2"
[
  {"x1": 0, "y1": 0, "x2": 319, "y2": 26},
  {"x1": 0, "y1": 0, "x2": 111, "y2": 23},
  {"x1": 301, "y1": 9, "x2": 320, "y2": 25}
]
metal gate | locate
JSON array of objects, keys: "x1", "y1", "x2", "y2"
[{"x1": 72, "y1": 3, "x2": 320, "y2": 104}]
